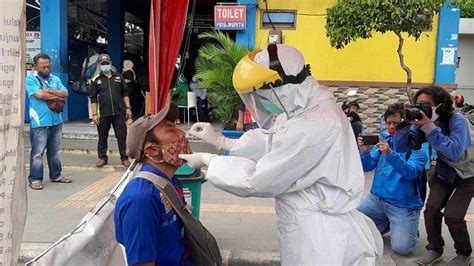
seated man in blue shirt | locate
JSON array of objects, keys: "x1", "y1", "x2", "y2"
[
  {"x1": 114, "y1": 102, "x2": 193, "y2": 266},
  {"x1": 357, "y1": 103, "x2": 428, "y2": 255}
]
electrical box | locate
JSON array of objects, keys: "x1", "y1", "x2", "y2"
[{"x1": 268, "y1": 29, "x2": 282, "y2": 44}]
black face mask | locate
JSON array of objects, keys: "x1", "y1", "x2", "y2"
[{"x1": 264, "y1": 44, "x2": 311, "y2": 89}]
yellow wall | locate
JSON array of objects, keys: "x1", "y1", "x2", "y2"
[{"x1": 255, "y1": 0, "x2": 438, "y2": 84}]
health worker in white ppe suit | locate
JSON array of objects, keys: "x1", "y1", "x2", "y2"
[{"x1": 180, "y1": 44, "x2": 383, "y2": 265}]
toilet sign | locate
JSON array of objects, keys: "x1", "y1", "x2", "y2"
[{"x1": 214, "y1": 5, "x2": 246, "y2": 30}]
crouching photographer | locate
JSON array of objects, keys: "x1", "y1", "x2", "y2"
[
  {"x1": 407, "y1": 86, "x2": 474, "y2": 266},
  {"x1": 357, "y1": 103, "x2": 428, "y2": 256}
]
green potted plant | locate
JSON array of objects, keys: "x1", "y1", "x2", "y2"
[{"x1": 195, "y1": 31, "x2": 249, "y2": 139}]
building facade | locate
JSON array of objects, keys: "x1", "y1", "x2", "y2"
[{"x1": 235, "y1": 0, "x2": 461, "y2": 133}]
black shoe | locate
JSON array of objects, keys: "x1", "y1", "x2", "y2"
[
  {"x1": 122, "y1": 159, "x2": 131, "y2": 167},
  {"x1": 96, "y1": 159, "x2": 108, "y2": 168}
]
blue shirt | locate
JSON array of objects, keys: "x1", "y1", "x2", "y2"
[
  {"x1": 114, "y1": 164, "x2": 191, "y2": 266},
  {"x1": 25, "y1": 72, "x2": 67, "y2": 128},
  {"x1": 360, "y1": 130, "x2": 428, "y2": 210}
]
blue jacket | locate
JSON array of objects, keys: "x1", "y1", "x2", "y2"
[
  {"x1": 360, "y1": 130, "x2": 428, "y2": 210},
  {"x1": 422, "y1": 113, "x2": 471, "y2": 161},
  {"x1": 411, "y1": 113, "x2": 473, "y2": 179}
]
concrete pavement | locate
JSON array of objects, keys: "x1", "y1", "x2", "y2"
[{"x1": 19, "y1": 122, "x2": 474, "y2": 265}]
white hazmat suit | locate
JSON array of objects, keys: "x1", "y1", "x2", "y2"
[{"x1": 181, "y1": 44, "x2": 383, "y2": 265}]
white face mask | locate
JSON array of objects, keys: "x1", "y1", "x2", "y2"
[{"x1": 431, "y1": 104, "x2": 442, "y2": 122}]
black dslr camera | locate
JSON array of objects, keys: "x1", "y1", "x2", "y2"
[{"x1": 402, "y1": 102, "x2": 433, "y2": 121}]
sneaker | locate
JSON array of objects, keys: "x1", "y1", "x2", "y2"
[
  {"x1": 447, "y1": 255, "x2": 471, "y2": 266},
  {"x1": 96, "y1": 159, "x2": 107, "y2": 168},
  {"x1": 416, "y1": 250, "x2": 443, "y2": 265},
  {"x1": 122, "y1": 159, "x2": 131, "y2": 167}
]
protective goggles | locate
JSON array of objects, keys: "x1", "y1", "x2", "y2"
[{"x1": 232, "y1": 44, "x2": 311, "y2": 94}]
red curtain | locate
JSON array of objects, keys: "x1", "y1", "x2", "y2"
[{"x1": 148, "y1": 0, "x2": 189, "y2": 114}]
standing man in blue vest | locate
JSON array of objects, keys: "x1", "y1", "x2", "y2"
[{"x1": 26, "y1": 53, "x2": 72, "y2": 190}]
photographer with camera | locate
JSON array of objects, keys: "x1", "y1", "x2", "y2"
[
  {"x1": 342, "y1": 99, "x2": 364, "y2": 139},
  {"x1": 357, "y1": 103, "x2": 428, "y2": 255},
  {"x1": 406, "y1": 86, "x2": 474, "y2": 266}
]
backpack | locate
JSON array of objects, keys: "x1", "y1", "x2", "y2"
[
  {"x1": 459, "y1": 104, "x2": 474, "y2": 125},
  {"x1": 136, "y1": 171, "x2": 222, "y2": 266},
  {"x1": 72, "y1": 56, "x2": 96, "y2": 96},
  {"x1": 84, "y1": 56, "x2": 97, "y2": 80},
  {"x1": 71, "y1": 78, "x2": 90, "y2": 96}
]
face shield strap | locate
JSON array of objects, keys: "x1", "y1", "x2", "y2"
[{"x1": 267, "y1": 44, "x2": 312, "y2": 88}]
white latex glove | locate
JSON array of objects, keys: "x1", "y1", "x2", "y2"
[
  {"x1": 188, "y1": 122, "x2": 237, "y2": 150},
  {"x1": 179, "y1": 153, "x2": 216, "y2": 169}
]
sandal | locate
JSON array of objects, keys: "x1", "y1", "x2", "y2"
[
  {"x1": 51, "y1": 177, "x2": 72, "y2": 183},
  {"x1": 29, "y1": 182, "x2": 43, "y2": 190}
]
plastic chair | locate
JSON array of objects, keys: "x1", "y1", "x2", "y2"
[{"x1": 179, "y1": 91, "x2": 199, "y2": 125}]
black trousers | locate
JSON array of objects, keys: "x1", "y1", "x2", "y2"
[
  {"x1": 424, "y1": 175, "x2": 474, "y2": 256},
  {"x1": 130, "y1": 90, "x2": 145, "y2": 120},
  {"x1": 197, "y1": 98, "x2": 209, "y2": 122},
  {"x1": 97, "y1": 115, "x2": 128, "y2": 161}
]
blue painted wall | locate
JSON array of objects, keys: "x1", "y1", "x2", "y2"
[
  {"x1": 434, "y1": 3, "x2": 461, "y2": 84},
  {"x1": 107, "y1": 0, "x2": 125, "y2": 72},
  {"x1": 236, "y1": 0, "x2": 257, "y2": 49},
  {"x1": 39, "y1": 0, "x2": 69, "y2": 122}
]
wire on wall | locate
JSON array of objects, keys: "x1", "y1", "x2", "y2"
[
  {"x1": 256, "y1": 1, "x2": 327, "y2": 17},
  {"x1": 262, "y1": 0, "x2": 276, "y2": 30}
]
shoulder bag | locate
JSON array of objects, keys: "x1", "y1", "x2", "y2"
[{"x1": 35, "y1": 76, "x2": 65, "y2": 113}]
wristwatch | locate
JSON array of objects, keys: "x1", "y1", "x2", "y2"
[{"x1": 126, "y1": 107, "x2": 131, "y2": 110}]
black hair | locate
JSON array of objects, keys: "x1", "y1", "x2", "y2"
[
  {"x1": 92, "y1": 47, "x2": 101, "y2": 54},
  {"x1": 384, "y1": 103, "x2": 404, "y2": 122},
  {"x1": 33, "y1": 53, "x2": 51, "y2": 65},
  {"x1": 413, "y1": 86, "x2": 454, "y2": 121},
  {"x1": 348, "y1": 102, "x2": 360, "y2": 110}
]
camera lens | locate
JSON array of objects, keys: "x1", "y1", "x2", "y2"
[{"x1": 402, "y1": 108, "x2": 422, "y2": 121}]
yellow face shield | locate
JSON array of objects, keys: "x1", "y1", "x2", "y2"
[{"x1": 232, "y1": 50, "x2": 282, "y2": 94}]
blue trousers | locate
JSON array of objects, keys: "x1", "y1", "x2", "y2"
[
  {"x1": 358, "y1": 193, "x2": 420, "y2": 255},
  {"x1": 28, "y1": 124, "x2": 63, "y2": 183}
]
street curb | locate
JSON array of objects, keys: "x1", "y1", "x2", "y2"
[
  {"x1": 25, "y1": 147, "x2": 123, "y2": 156},
  {"x1": 23, "y1": 131, "x2": 203, "y2": 143},
  {"x1": 19, "y1": 242, "x2": 281, "y2": 265},
  {"x1": 26, "y1": 164, "x2": 125, "y2": 172},
  {"x1": 225, "y1": 249, "x2": 281, "y2": 265}
]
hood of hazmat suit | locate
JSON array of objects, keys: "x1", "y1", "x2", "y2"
[{"x1": 206, "y1": 44, "x2": 383, "y2": 265}]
